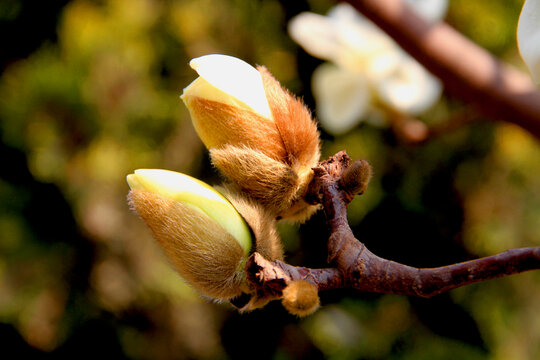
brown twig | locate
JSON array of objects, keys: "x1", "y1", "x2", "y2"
[
  {"x1": 390, "y1": 108, "x2": 480, "y2": 145},
  {"x1": 246, "y1": 151, "x2": 540, "y2": 299},
  {"x1": 246, "y1": 253, "x2": 344, "y2": 294},
  {"x1": 344, "y1": 0, "x2": 540, "y2": 139},
  {"x1": 316, "y1": 152, "x2": 540, "y2": 297}
]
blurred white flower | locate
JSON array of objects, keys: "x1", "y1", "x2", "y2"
[
  {"x1": 311, "y1": 63, "x2": 370, "y2": 135},
  {"x1": 288, "y1": 1, "x2": 447, "y2": 134},
  {"x1": 517, "y1": 0, "x2": 540, "y2": 83}
]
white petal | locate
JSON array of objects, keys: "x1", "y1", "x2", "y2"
[
  {"x1": 289, "y1": 4, "x2": 401, "y2": 74},
  {"x1": 404, "y1": 0, "x2": 448, "y2": 22},
  {"x1": 289, "y1": 6, "x2": 396, "y2": 72},
  {"x1": 336, "y1": 20, "x2": 398, "y2": 70},
  {"x1": 288, "y1": 12, "x2": 342, "y2": 62},
  {"x1": 364, "y1": 49, "x2": 404, "y2": 82},
  {"x1": 517, "y1": 0, "x2": 540, "y2": 82},
  {"x1": 312, "y1": 63, "x2": 370, "y2": 135},
  {"x1": 327, "y1": 3, "x2": 363, "y2": 21},
  {"x1": 188, "y1": 54, "x2": 272, "y2": 119},
  {"x1": 327, "y1": 4, "x2": 399, "y2": 71},
  {"x1": 375, "y1": 56, "x2": 442, "y2": 114}
]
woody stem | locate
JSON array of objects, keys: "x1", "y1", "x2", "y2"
[{"x1": 317, "y1": 151, "x2": 540, "y2": 297}]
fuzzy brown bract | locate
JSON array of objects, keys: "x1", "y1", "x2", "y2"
[
  {"x1": 257, "y1": 66, "x2": 320, "y2": 172},
  {"x1": 281, "y1": 280, "x2": 320, "y2": 317},
  {"x1": 207, "y1": 66, "x2": 322, "y2": 223},
  {"x1": 219, "y1": 184, "x2": 284, "y2": 262},
  {"x1": 210, "y1": 145, "x2": 299, "y2": 214},
  {"x1": 183, "y1": 96, "x2": 286, "y2": 161}
]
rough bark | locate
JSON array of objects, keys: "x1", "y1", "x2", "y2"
[{"x1": 245, "y1": 152, "x2": 540, "y2": 299}]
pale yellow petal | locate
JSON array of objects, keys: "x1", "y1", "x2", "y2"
[
  {"x1": 375, "y1": 56, "x2": 442, "y2": 114},
  {"x1": 183, "y1": 54, "x2": 272, "y2": 119}
]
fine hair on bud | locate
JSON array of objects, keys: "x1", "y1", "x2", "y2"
[
  {"x1": 255, "y1": 66, "x2": 321, "y2": 222},
  {"x1": 258, "y1": 66, "x2": 320, "y2": 172},
  {"x1": 217, "y1": 184, "x2": 283, "y2": 262},
  {"x1": 211, "y1": 145, "x2": 299, "y2": 215},
  {"x1": 281, "y1": 280, "x2": 320, "y2": 317},
  {"x1": 182, "y1": 56, "x2": 322, "y2": 224},
  {"x1": 211, "y1": 145, "x2": 321, "y2": 223},
  {"x1": 185, "y1": 97, "x2": 287, "y2": 161},
  {"x1": 128, "y1": 189, "x2": 246, "y2": 299},
  {"x1": 275, "y1": 196, "x2": 321, "y2": 224}
]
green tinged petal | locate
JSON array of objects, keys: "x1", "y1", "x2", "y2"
[{"x1": 127, "y1": 169, "x2": 252, "y2": 255}]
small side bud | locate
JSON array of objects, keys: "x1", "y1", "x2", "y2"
[
  {"x1": 340, "y1": 159, "x2": 372, "y2": 196},
  {"x1": 281, "y1": 280, "x2": 320, "y2": 317}
]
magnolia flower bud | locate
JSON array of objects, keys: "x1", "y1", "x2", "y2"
[
  {"x1": 127, "y1": 169, "x2": 284, "y2": 306},
  {"x1": 127, "y1": 169, "x2": 252, "y2": 299},
  {"x1": 181, "y1": 54, "x2": 321, "y2": 222}
]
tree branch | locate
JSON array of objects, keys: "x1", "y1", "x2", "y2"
[
  {"x1": 390, "y1": 108, "x2": 480, "y2": 145},
  {"x1": 246, "y1": 253, "x2": 345, "y2": 294},
  {"x1": 344, "y1": 0, "x2": 540, "y2": 139},
  {"x1": 246, "y1": 152, "x2": 540, "y2": 300}
]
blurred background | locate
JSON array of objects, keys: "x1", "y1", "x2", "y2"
[{"x1": 0, "y1": 0, "x2": 539, "y2": 359}]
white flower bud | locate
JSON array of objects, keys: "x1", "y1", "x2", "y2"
[{"x1": 180, "y1": 55, "x2": 321, "y2": 222}]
